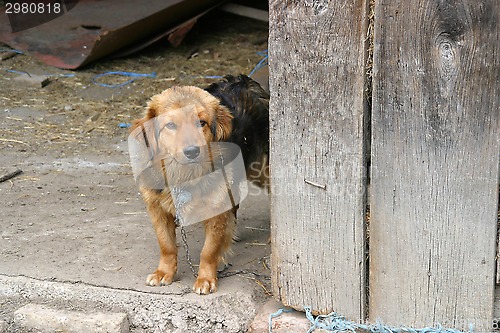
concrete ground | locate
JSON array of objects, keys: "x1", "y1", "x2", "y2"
[{"x1": 0, "y1": 107, "x2": 272, "y2": 332}]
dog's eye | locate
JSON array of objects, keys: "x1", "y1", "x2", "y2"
[
  {"x1": 196, "y1": 120, "x2": 207, "y2": 128},
  {"x1": 165, "y1": 122, "x2": 176, "y2": 130}
]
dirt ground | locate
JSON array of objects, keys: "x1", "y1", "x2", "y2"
[
  {"x1": 0, "y1": 9, "x2": 272, "y2": 332},
  {"x1": 0, "y1": 9, "x2": 268, "y2": 158}
]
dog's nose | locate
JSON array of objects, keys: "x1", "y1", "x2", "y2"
[{"x1": 183, "y1": 145, "x2": 200, "y2": 159}]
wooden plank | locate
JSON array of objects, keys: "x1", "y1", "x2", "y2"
[
  {"x1": 370, "y1": 0, "x2": 500, "y2": 330},
  {"x1": 268, "y1": 0, "x2": 369, "y2": 320},
  {"x1": 220, "y1": 4, "x2": 269, "y2": 22}
]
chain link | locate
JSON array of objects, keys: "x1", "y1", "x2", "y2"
[
  {"x1": 171, "y1": 186, "x2": 269, "y2": 281},
  {"x1": 171, "y1": 186, "x2": 198, "y2": 278},
  {"x1": 218, "y1": 268, "x2": 271, "y2": 280},
  {"x1": 179, "y1": 221, "x2": 198, "y2": 278}
]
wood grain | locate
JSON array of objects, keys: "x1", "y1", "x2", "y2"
[
  {"x1": 370, "y1": 0, "x2": 500, "y2": 330},
  {"x1": 268, "y1": 0, "x2": 369, "y2": 320}
]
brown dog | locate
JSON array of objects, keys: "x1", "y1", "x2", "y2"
[{"x1": 130, "y1": 75, "x2": 269, "y2": 294}]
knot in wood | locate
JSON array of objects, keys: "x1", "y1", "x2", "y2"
[
  {"x1": 304, "y1": 0, "x2": 328, "y2": 15},
  {"x1": 435, "y1": 34, "x2": 458, "y2": 86}
]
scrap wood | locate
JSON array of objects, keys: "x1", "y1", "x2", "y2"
[
  {"x1": 1, "y1": 50, "x2": 18, "y2": 60},
  {"x1": 220, "y1": 3, "x2": 269, "y2": 22},
  {"x1": 0, "y1": 0, "x2": 225, "y2": 69},
  {"x1": 0, "y1": 169, "x2": 23, "y2": 183},
  {"x1": 13, "y1": 73, "x2": 51, "y2": 88},
  {"x1": 5, "y1": 69, "x2": 52, "y2": 87}
]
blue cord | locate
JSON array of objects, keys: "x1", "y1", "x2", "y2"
[
  {"x1": 269, "y1": 307, "x2": 474, "y2": 333},
  {"x1": 0, "y1": 48, "x2": 23, "y2": 54},
  {"x1": 4, "y1": 69, "x2": 28, "y2": 75},
  {"x1": 249, "y1": 49, "x2": 268, "y2": 77},
  {"x1": 92, "y1": 71, "x2": 156, "y2": 88},
  {"x1": 268, "y1": 308, "x2": 294, "y2": 332},
  {"x1": 201, "y1": 75, "x2": 224, "y2": 79}
]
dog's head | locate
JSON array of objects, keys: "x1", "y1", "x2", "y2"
[{"x1": 131, "y1": 86, "x2": 233, "y2": 170}]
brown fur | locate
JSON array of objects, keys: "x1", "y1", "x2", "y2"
[{"x1": 131, "y1": 82, "x2": 266, "y2": 294}]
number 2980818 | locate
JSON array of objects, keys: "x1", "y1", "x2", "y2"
[{"x1": 5, "y1": 2, "x2": 62, "y2": 14}]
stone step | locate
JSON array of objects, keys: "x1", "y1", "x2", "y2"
[{"x1": 14, "y1": 304, "x2": 129, "y2": 333}]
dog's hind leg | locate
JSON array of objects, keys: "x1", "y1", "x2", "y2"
[
  {"x1": 144, "y1": 196, "x2": 178, "y2": 286},
  {"x1": 193, "y1": 211, "x2": 236, "y2": 294}
]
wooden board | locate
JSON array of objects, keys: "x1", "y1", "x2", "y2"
[
  {"x1": 268, "y1": 0, "x2": 369, "y2": 320},
  {"x1": 220, "y1": 4, "x2": 269, "y2": 22},
  {"x1": 370, "y1": 0, "x2": 500, "y2": 330}
]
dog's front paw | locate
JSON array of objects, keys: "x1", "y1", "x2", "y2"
[
  {"x1": 193, "y1": 277, "x2": 217, "y2": 295},
  {"x1": 146, "y1": 270, "x2": 174, "y2": 286}
]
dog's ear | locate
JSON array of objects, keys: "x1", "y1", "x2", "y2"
[
  {"x1": 145, "y1": 99, "x2": 159, "y2": 119},
  {"x1": 130, "y1": 102, "x2": 160, "y2": 158},
  {"x1": 130, "y1": 98, "x2": 158, "y2": 131},
  {"x1": 214, "y1": 104, "x2": 233, "y2": 141}
]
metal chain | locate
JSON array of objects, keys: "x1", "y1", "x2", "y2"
[
  {"x1": 171, "y1": 183, "x2": 270, "y2": 281},
  {"x1": 218, "y1": 267, "x2": 271, "y2": 280},
  {"x1": 178, "y1": 221, "x2": 198, "y2": 278},
  {"x1": 176, "y1": 214, "x2": 270, "y2": 281},
  {"x1": 171, "y1": 186, "x2": 198, "y2": 278}
]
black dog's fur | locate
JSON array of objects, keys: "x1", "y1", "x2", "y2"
[
  {"x1": 205, "y1": 75, "x2": 269, "y2": 179},
  {"x1": 205, "y1": 75, "x2": 269, "y2": 188}
]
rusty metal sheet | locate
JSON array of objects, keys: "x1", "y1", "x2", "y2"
[{"x1": 0, "y1": 0, "x2": 225, "y2": 69}]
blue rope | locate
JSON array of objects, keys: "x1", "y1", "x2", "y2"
[
  {"x1": 201, "y1": 75, "x2": 224, "y2": 79},
  {"x1": 92, "y1": 71, "x2": 156, "y2": 88},
  {"x1": 4, "y1": 69, "x2": 28, "y2": 75},
  {"x1": 269, "y1": 307, "x2": 475, "y2": 333},
  {"x1": 0, "y1": 48, "x2": 23, "y2": 54},
  {"x1": 268, "y1": 308, "x2": 294, "y2": 332},
  {"x1": 249, "y1": 49, "x2": 268, "y2": 77}
]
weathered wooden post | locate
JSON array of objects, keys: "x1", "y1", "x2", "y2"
[
  {"x1": 370, "y1": 0, "x2": 499, "y2": 330},
  {"x1": 268, "y1": 0, "x2": 370, "y2": 321}
]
